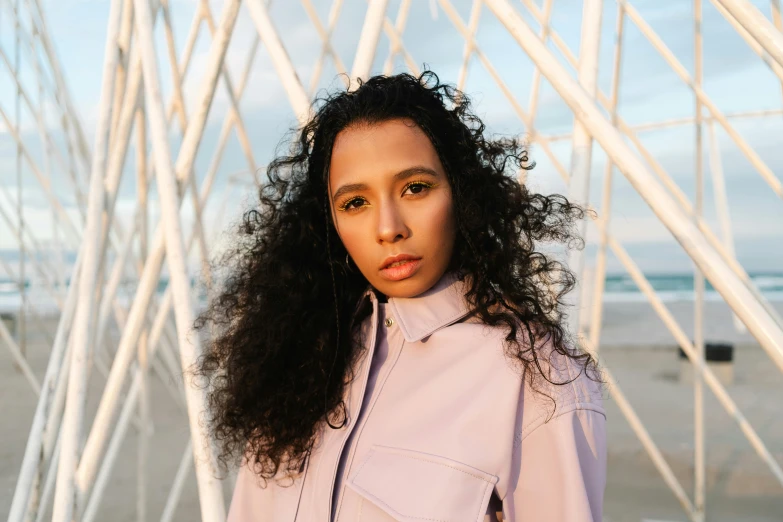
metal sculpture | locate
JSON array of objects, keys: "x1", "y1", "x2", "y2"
[{"x1": 2, "y1": 0, "x2": 782, "y2": 521}]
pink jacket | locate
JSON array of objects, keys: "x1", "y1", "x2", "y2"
[{"x1": 227, "y1": 271, "x2": 606, "y2": 521}]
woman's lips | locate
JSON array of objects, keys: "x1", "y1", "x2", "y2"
[{"x1": 379, "y1": 258, "x2": 422, "y2": 281}]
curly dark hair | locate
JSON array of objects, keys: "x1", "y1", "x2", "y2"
[{"x1": 192, "y1": 69, "x2": 600, "y2": 487}]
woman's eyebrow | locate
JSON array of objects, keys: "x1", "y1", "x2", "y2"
[
  {"x1": 392, "y1": 165, "x2": 439, "y2": 181},
  {"x1": 332, "y1": 182, "x2": 368, "y2": 202},
  {"x1": 331, "y1": 166, "x2": 439, "y2": 202}
]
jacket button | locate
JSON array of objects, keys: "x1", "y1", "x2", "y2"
[{"x1": 385, "y1": 317, "x2": 394, "y2": 327}]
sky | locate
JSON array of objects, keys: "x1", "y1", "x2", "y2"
[{"x1": 0, "y1": 0, "x2": 782, "y2": 274}]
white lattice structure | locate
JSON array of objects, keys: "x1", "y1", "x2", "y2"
[
  {"x1": 2, "y1": 0, "x2": 783, "y2": 521},
  {"x1": 0, "y1": 0, "x2": 92, "y2": 389}
]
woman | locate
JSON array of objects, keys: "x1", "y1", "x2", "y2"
[{"x1": 194, "y1": 70, "x2": 606, "y2": 521}]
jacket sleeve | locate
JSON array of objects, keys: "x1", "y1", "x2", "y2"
[{"x1": 501, "y1": 406, "x2": 607, "y2": 521}]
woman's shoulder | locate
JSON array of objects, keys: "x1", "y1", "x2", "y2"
[
  {"x1": 516, "y1": 332, "x2": 606, "y2": 440},
  {"x1": 442, "y1": 314, "x2": 606, "y2": 434}
]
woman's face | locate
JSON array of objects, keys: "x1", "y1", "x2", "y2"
[{"x1": 328, "y1": 118, "x2": 457, "y2": 298}]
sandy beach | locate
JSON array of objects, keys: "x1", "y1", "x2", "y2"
[{"x1": 2, "y1": 300, "x2": 782, "y2": 521}]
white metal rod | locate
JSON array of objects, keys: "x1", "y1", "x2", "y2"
[
  {"x1": 708, "y1": 0, "x2": 783, "y2": 84},
  {"x1": 693, "y1": 1, "x2": 706, "y2": 517},
  {"x1": 159, "y1": 440, "x2": 194, "y2": 522},
  {"x1": 0, "y1": 186, "x2": 75, "y2": 277},
  {"x1": 160, "y1": 0, "x2": 187, "y2": 130},
  {"x1": 565, "y1": 0, "x2": 603, "y2": 339},
  {"x1": 173, "y1": 0, "x2": 242, "y2": 182},
  {"x1": 0, "y1": 105, "x2": 83, "y2": 246},
  {"x1": 160, "y1": 0, "x2": 214, "y2": 307},
  {"x1": 14, "y1": 0, "x2": 29, "y2": 366},
  {"x1": 96, "y1": 0, "x2": 184, "y2": 301},
  {"x1": 483, "y1": 0, "x2": 783, "y2": 370},
  {"x1": 382, "y1": 0, "x2": 412, "y2": 75},
  {"x1": 0, "y1": 44, "x2": 88, "y2": 221},
  {"x1": 28, "y1": 0, "x2": 93, "y2": 163},
  {"x1": 245, "y1": 0, "x2": 310, "y2": 123},
  {"x1": 163, "y1": 21, "x2": 263, "y2": 338},
  {"x1": 588, "y1": 2, "x2": 625, "y2": 353},
  {"x1": 201, "y1": 3, "x2": 259, "y2": 178},
  {"x1": 21, "y1": 342, "x2": 72, "y2": 522},
  {"x1": 350, "y1": 0, "x2": 389, "y2": 82},
  {"x1": 137, "y1": 326, "x2": 149, "y2": 522},
  {"x1": 136, "y1": 92, "x2": 150, "y2": 522},
  {"x1": 15, "y1": 0, "x2": 23, "y2": 368},
  {"x1": 772, "y1": 0, "x2": 783, "y2": 101},
  {"x1": 51, "y1": 0, "x2": 123, "y2": 518},
  {"x1": 80, "y1": 352, "x2": 160, "y2": 522},
  {"x1": 174, "y1": 0, "x2": 205, "y2": 85},
  {"x1": 0, "y1": 263, "x2": 57, "y2": 346},
  {"x1": 99, "y1": 42, "x2": 144, "y2": 256},
  {"x1": 524, "y1": 0, "x2": 554, "y2": 128},
  {"x1": 456, "y1": 0, "x2": 481, "y2": 91},
  {"x1": 43, "y1": 342, "x2": 71, "y2": 479},
  {"x1": 109, "y1": 0, "x2": 134, "y2": 148},
  {"x1": 302, "y1": 0, "x2": 348, "y2": 96},
  {"x1": 94, "y1": 206, "x2": 139, "y2": 360},
  {"x1": 541, "y1": 108, "x2": 783, "y2": 140},
  {"x1": 707, "y1": 122, "x2": 745, "y2": 333},
  {"x1": 33, "y1": 424, "x2": 61, "y2": 522},
  {"x1": 714, "y1": 0, "x2": 783, "y2": 69},
  {"x1": 380, "y1": 3, "x2": 419, "y2": 76},
  {"x1": 132, "y1": 0, "x2": 227, "y2": 517},
  {"x1": 136, "y1": 94, "x2": 151, "y2": 522},
  {"x1": 0, "y1": 195, "x2": 67, "y2": 292},
  {"x1": 0, "y1": 315, "x2": 40, "y2": 393},
  {"x1": 0, "y1": 200, "x2": 65, "y2": 307},
  {"x1": 202, "y1": 113, "x2": 254, "y2": 224}
]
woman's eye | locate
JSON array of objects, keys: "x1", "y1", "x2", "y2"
[
  {"x1": 404, "y1": 182, "x2": 432, "y2": 196},
  {"x1": 341, "y1": 197, "x2": 365, "y2": 211}
]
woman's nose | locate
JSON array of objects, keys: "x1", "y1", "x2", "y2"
[{"x1": 376, "y1": 201, "x2": 409, "y2": 244}]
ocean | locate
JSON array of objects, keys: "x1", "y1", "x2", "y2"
[
  {"x1": 599, "y1": 271, "x2": 783, "y2": 302},
  {"x1": 1, "y1": 270, "x2": 782, "y2": 315}
]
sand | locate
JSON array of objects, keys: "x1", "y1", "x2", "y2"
[{"x1": 2, "y1": 301, "x2": 783, "y2": 521}]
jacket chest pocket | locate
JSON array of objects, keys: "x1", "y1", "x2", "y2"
[{"x1": 345, "y1": 444, "x2": 499, "y2": 522}]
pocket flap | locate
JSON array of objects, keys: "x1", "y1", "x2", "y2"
[{"x1": 346, "y1": 444, "x2": 499, "y2": 522}]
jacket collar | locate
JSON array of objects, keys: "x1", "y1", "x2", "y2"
[{"x1": 364, "y1": 271, "x2": 475, "y2": 343}]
